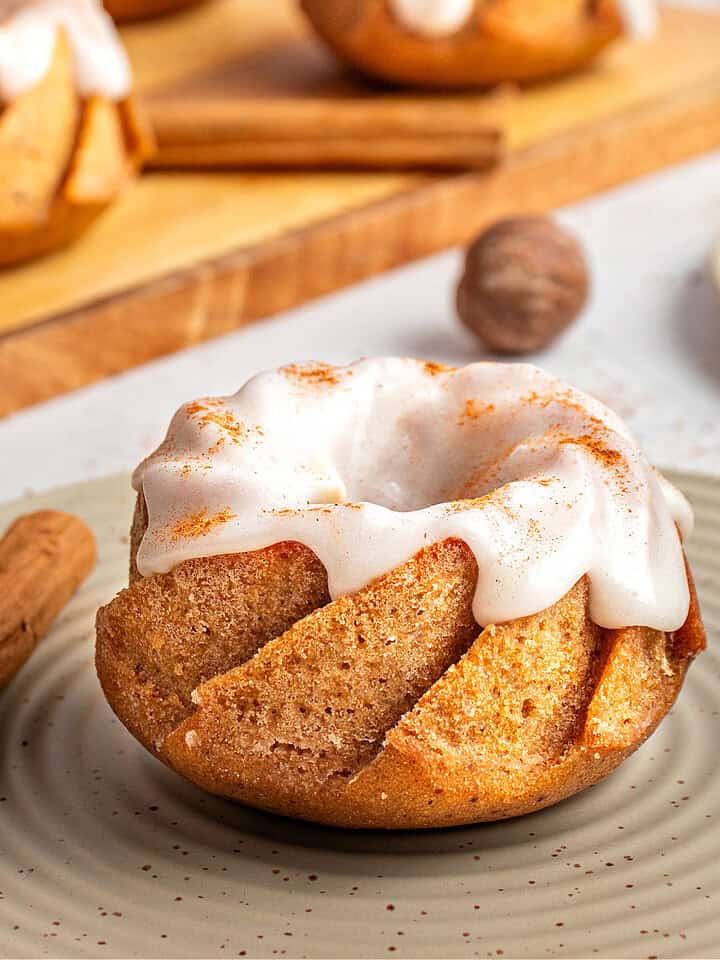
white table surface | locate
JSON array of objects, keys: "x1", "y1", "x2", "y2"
[{"x1": 2, "y1": 148, "x2": 719, "y2": 505}]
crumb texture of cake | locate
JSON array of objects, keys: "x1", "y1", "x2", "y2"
[
  {"x1": 96, "y1": 358, "x2": 705, "y2": 829},
  {"x1": 97, "y1": 526, "x2": 329, "y2": 752}
]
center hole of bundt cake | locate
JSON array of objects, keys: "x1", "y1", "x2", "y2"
[
  {"x1": 319, "y1": 442, "x2": 490, "y2": 513},
  {"x1": 312, "y1": 475, "x2": 457, "y2": 513},
  {"x1": 299, "y1": 425, "x2": 473, "y2": 513}
]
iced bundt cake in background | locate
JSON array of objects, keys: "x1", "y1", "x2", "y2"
[
  {"x1": 299, "y1": 0, "x2": 657, "y2": 89},
  {"x1": 0, "y1": 0, "x2": 152, "y2": 267}
]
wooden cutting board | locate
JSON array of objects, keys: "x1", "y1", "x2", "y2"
[{"x1": 2, "y1": 1, "x2": 720, "y2": 417}]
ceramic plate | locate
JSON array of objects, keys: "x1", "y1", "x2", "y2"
[{"x1": 0, "y1": 472, "x2": 718, "y2": 960}]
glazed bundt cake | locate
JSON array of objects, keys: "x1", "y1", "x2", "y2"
[
  {"x1": 299, "y1": 0, "x2": 657, "y2": 89},
  {"x1": 0, "y1": 0, "x2": 152, "y2": 267},
  {"x1": 96, "y1": 358, "x2": 705, "y2": 829}
]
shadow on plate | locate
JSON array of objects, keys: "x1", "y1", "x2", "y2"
[
  {"x1": 138, "y1": 748, "x2": 626, "y2": 866},
  {"x1": 674, "y1": 262, "x2": 720, "y2": 388}
]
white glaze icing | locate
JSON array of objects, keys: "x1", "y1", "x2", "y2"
[
  {"x1": 133, "y1": 358, "x2": 692, "y2": 632},
  {"x1": 387, "y1": 0, "x2": 658, "y2": 41},
  {"x1": 0, "y1": 0, "x2": 131, "y2": 101},
  {"x1": 388, "y1": 0, "x2": 474, "y2": 37},
  {"x1": 615, "y1": 0, "x2": 657, "y2": 38}
]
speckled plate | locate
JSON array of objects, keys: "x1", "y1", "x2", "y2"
[{"x1": 0, "y1": 471, "x2": 718, "y2": 960}]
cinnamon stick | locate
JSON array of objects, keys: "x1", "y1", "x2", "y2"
[
  {"x1": 146, "y1": 96, "x2": 506, "y2": 170},
  {"x1": 0, "y1": 510, "x2": 96, "y2": 687}
]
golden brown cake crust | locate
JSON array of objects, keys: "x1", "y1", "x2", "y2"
[
  {"x1": 97, "y1": 543, "x2": 330, "y2": 754},
  {"x1": 300, "y1": 0, "x2": 624, "y2": 89},
  {"x1": 96, "y1": 494, "x2": 705, "y2": 829}
]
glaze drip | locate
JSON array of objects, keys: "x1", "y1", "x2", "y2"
[
  {"x1": 133, "y1": 358, "x2": 692, "y2": 632},
  {"x1": 387, "y1": 0, "x2": 657, "y2": 40},
  {"x1": 616, "y1": 0, "x2": 657, "y2": 37},
  {"x1": 388, "y1": 0, "x2": 474, "y2": 37},
  {"x1": 0, "y1": 0, "x2": 131, "y2": 101}
]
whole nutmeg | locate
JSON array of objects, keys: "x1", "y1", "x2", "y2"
[{"x1": 456, "y1": 216, "x2": 590, "y2": 354}]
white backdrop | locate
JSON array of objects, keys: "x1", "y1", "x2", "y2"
[{"x1": 2, "y1": 10, "x2": 719, "y2": 503}]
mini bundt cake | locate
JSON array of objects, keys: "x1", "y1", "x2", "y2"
[
  {"x1": 96, "y1": 358, "x2": 705, "y2": 829},
  {"x1": 0, "y1": 0, "x2": 152, "y2": 267},
  {"x1": 299, "y1": 0, "x2": 656, "y2": 88}
]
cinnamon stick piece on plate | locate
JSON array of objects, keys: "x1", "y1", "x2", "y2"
[{"x1": 0, "y1": 510, "x2": 96, "y2": 687}]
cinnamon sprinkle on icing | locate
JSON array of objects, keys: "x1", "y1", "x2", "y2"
[
  {"x1": 422, "y1": 361, "x2": 454, "y2": 377},
  {"x1": 523, "y1": 389, "x2": 605, "y2": 427},
  {"x1": 445, "y1": 492, "x2": 518, "y2": 523},
  {"x1": 169, "y1": 507, "x2": 236, "y2": 542},
  {"x1": 282, "y1": 363, "x2": 350, "y2": 387},
  {"x1": 187, "y1": 402, "x2": 250, "y2": 444},
  {"x1": 458, "y1": 398, "x2": 496, "y2": 424},
  {"x1": 558, "y1": 432, "x2": 624, "y2": 470},
  {"x1": 185, "y1": 399, "x2": 224, "y2": 415}
]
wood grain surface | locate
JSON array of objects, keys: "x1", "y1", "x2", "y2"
[{"x1": 1, "y1": 2, "x2": 720, "y2": 416}]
